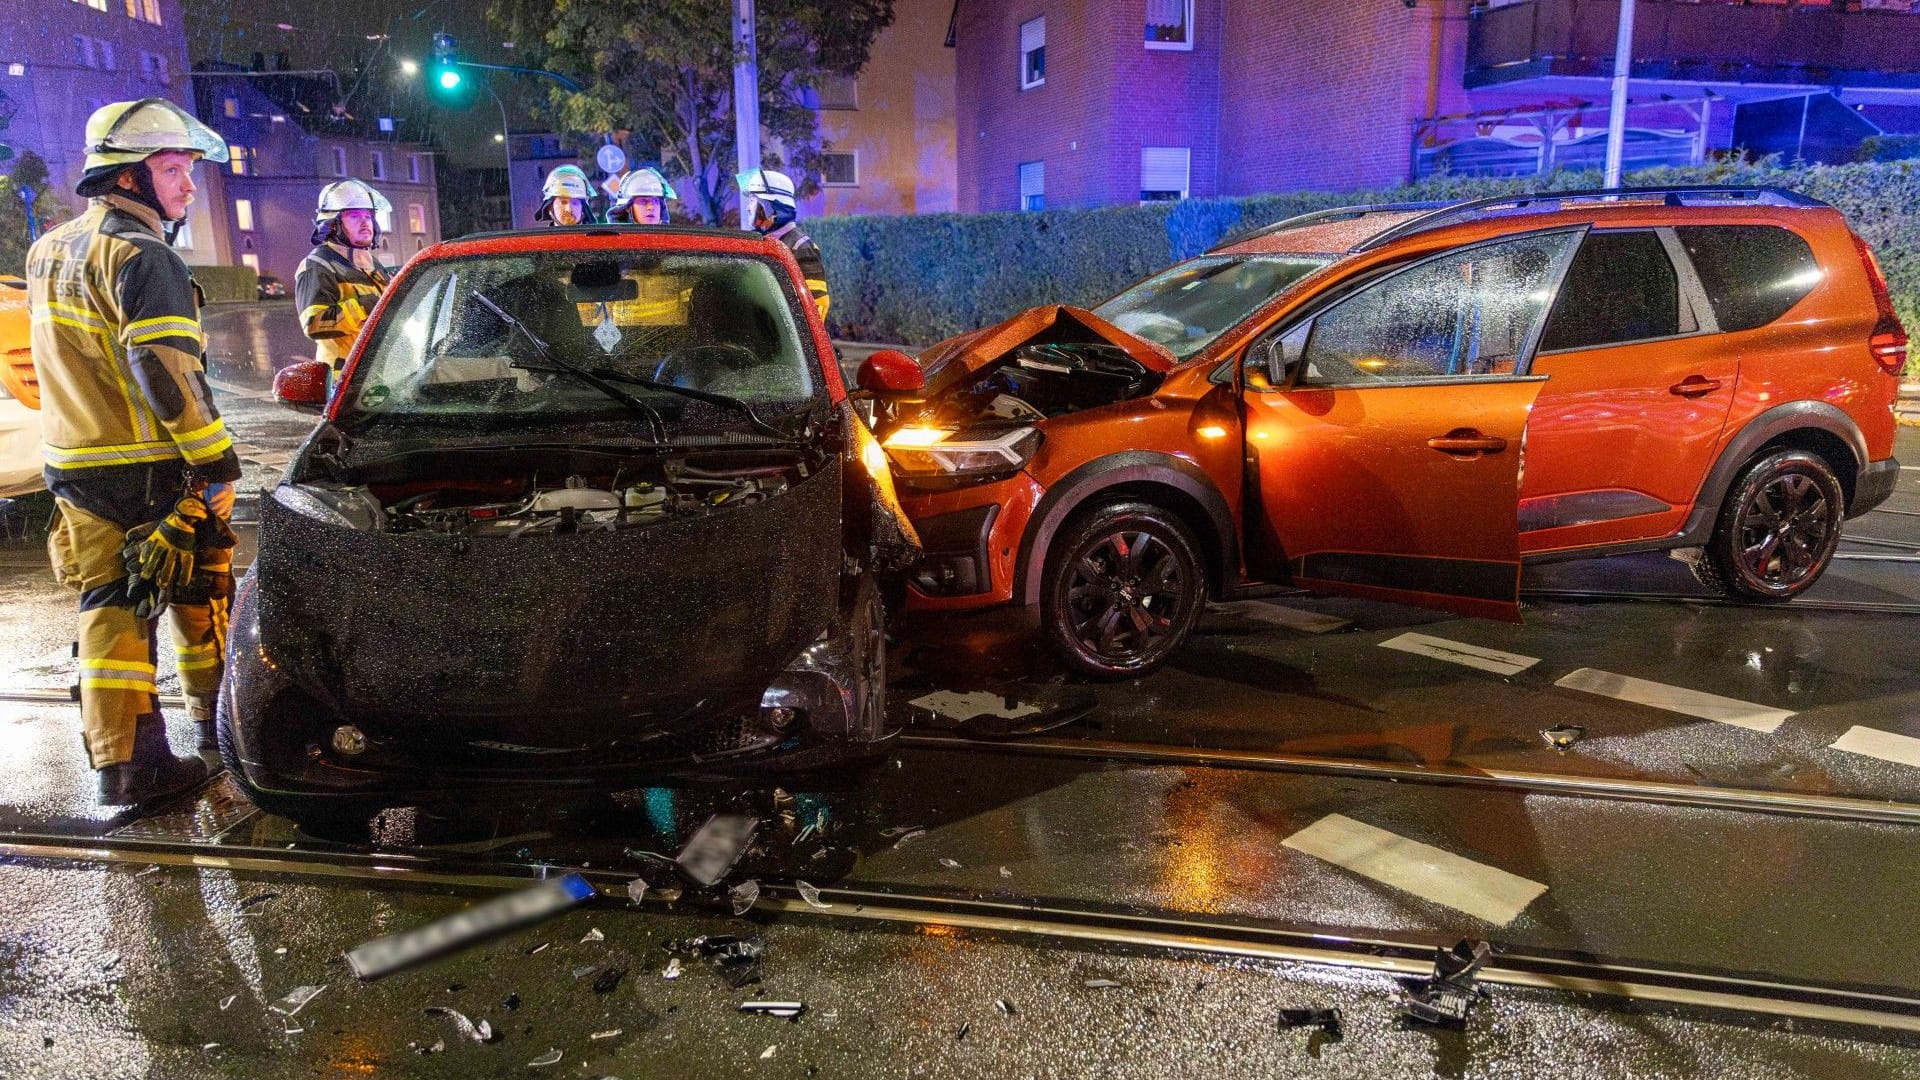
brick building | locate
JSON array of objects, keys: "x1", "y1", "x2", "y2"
[
  {"x1": 950, "y1": 0, "x2": 1920, "y2": 211},
  {"x1": 2, "y1": 0, "x2": 230, "y2": 267},
  {"x1": 194, "y1": 69, "x2": 442, "y2": 287}
]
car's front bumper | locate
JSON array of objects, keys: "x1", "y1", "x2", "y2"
[
  {"x1": 221, "y1": 575, "x2": 887, "y2": 807},
  {"x1": 1850, "y1": 456, "x2": 1900, "y2": 518}
]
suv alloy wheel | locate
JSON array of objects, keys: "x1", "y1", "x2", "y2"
[{"x1": 1040, "y1": 501, "x2": 1206, "y2": 679}]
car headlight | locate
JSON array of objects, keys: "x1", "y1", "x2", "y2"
[
  {"x1": 272, "y1": 483, "x2": 386, "y2": 531},
  {"x1": 881, "y1": 425, "x2": 1041, "y2": 479}
]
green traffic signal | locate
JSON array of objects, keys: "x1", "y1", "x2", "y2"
[{"x1": 437, "y1": 68, "x2": 462, "y2": 91}]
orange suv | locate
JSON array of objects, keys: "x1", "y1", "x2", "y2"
[{"x1": 861, "y1": 186, "x2": 1907, "y2": 678}]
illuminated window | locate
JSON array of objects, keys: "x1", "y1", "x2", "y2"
[
  {"x1": 1019, "y1": 17, "x2": 1045, "y2": 89},
  {"x1": 223, "y1": 97, "x2": 238, "y2": 118},
  {"x1": 1140, "y1": 146, "x2": 1190, "y2": 202},
  {"x1": 233, "y1": 199, "x2": 254, "y2": 231},
  {"x1": 1146, "y1": 0, "x2": 1194, "y2": 50},
  {"x1": 143, "y1": 0, "x2": 161, "y2": 24},
  {"x1": 408, "y1": 203, "x2": 426, "y2": 234},
  {"x1": 821, "y1": 152, "x2": 857, "y2": 187},
  {"x1": 241, "y1": 253, "x2": 260, "y2": 273},
  {"x1": 1018, "y1": 160, "x2": 1044, "y2": 212},
  {"x1": 227, "y1": 145, "x2": 249, "y2": 175}
]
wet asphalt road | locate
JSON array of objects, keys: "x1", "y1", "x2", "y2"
[{"x1": 2, "y1": 307, "x2": 1920, "y2": 1074}]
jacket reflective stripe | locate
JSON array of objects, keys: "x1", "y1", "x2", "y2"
[{"x1": 43, "y1": 440, "x2": 182, "y2": 467}]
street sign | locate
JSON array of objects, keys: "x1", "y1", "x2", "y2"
[{"x1": 596, "y1": 143, "x2": 627, "y2": 176}]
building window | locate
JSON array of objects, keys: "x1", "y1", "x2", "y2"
[
  {"x1": 369, "y1": 151, "x2": 385, "y2": 181},
  {"x1": 124, "y1": 0, "x2": 138, "y2": 17},
  {"x1": 1019, "y1": 17, "x2": 1045, "y2": 89},
  {"x1": 96, "y1": 40, "x2": 114, "y2": 70},
  {"x1": 812, "y1": 75, "x2": 858, "y2": 110},
  {"x1": 73, "y1": 36, "x2": 94, "y2": 68},
  {"x1": 222, "y1": 96, "x2": 238, "y2": 118},
  {"x1": 241, "y1": 253, "x2": 260, "y2": 273},
  {"x1": 821, "y1": 152, "x2": 858, "y2": 187},
  {"x1": 142, "y1": 0, "x2": 161, "y2": 24},
  {"x1": 408, "y1": 203, "x2": 426, "y2": 234},
  {"x1": 87, "y1": 0, "x2": 109, "y2": 11},
  {"x1": 1140, "y1": 146, "x2": 1190, "y2": 202},
  {"x1": 173, "y1": 220, "x2": 192, "y2": 249},
  {"x1": 331, "y1": 146, "x2": 347, "y2": 176},
  {"x1": 1018, "y1": 160, "x2": 1044, "y2": 211},
  {"x1": 233, "y1": 199, "x2": 254, "y2": 232},
  {"x1": 6, "y1": 64, "x2": 24, "y2": 78},
  {"x1": 141, "y1": 52, "x2": 170, "y2": 85},
  {"x1": 228, "y1": 145, "x2": 249, "y2": 175},
  {"x1": 1146, "y1": 0, "x2": 1194, "y2": 50},
  {"x1": 375, "y1": 206, "x2": 393, "y2": 235},
  {"x1": 408, "y1": 154, "x2": 422, "y2": 183}
]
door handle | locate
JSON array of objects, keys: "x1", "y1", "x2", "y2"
[
  {"x1": 1427, "y1": 429, "x2": 1508, "y2": 457},
  {"x1": 1669, "y1": 375, "x2": 1723, "y2": 397}
]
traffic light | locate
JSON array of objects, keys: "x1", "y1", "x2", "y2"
[{"x1": 427, "y1": 33, "x2": 474, "y2": 107}]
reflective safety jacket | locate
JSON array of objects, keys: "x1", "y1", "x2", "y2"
[
  {"x1": 295, "y1": 243, "x2": 391, "y2": 370},
  {"x1": 25, "y1": 195, "x2": 240, "y2": 486},
  {"x1": 766, "y1": 222, "x2": 830, "y2": 322}
]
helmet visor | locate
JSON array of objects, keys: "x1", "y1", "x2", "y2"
[{"x1": 95, "y1": 99, "x2": 229, "y2": 163}]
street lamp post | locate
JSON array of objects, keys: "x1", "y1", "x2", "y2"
[
  {"x1": 1603, "y1": 0, "x2": 1637, "y2": 188},
  {"x1": 733, "y1": 0, "x2": 761, "y2": 230},
  {"x1": 482, "y1": 80, "x2": 517, "y2": 227}
]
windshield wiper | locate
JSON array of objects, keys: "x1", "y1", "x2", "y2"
[
  {"x1": 471, "y1": 291, "x2": 670, "y2": 445},
  {"x1": 585, "y1": 368, "x2": 803, "y2": 444}
]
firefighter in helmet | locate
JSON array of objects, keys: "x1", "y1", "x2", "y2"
[
  {"x1": 534, "y1": 164, "x2": 596, "y2": 226},
  {"x1": 609, "y1": 167, "x2": 676, "y2": 225},
  {"x1": 26, "y1": 98, "x2": 242, "y2": 804},
  {"x1": 737, "y1": 168, "x2": 829, "y2": 320},
  {"x1": 296, "y1": 179, "x2": 394, "y2": 375}
]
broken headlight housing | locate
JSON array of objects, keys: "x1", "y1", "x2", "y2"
[
  {"x1": 271, "y1": 483, "x2": 386, "y2": 531},
  {"x1": 880, "y1": 425, "x2": 1041, "y2": 482}
]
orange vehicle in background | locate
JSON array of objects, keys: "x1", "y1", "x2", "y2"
[
  {"x1": 0, "y1": 274, "x2": 45, "y2": 496},
  {"x1": 858, "y1": 186, "x2": 1906, "y2": 678}
]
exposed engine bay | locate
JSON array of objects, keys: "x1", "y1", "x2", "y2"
[
  {"x1": 281, "y1": 445, "x2": 804, "y2": 538},
  {"x1": 936, "y1": 342, "x2": 1162, "y2": 426}
]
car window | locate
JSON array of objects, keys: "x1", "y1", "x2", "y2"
[
  {"x1": 1674, "y1": 225, "x2": 1820, "y2": 333},
  {"x1": 1299, "y1": 232, "x2": 1576, "y2": 384},
  {"x1": 1095, "y1": 255, "x2": 1331, "y2": 362},
  {"x1": 1537, "y1": 231, "x2": 1681, "y2": 352},
  {"x1": 344, "y1": 251, "x2": 815, "y2": 424}
]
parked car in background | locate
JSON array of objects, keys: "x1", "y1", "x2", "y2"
[
  {"x1": 257, "y1": 274, "x2": 287, "y2": 300},
  {"x1": 861, "y1": 186, "x2": 1905, "y2": 678},
  {"x1": 0, "y1": 274, "x2": 44, "y2": 497},
  {"x1": 227, "y1": 225, "x2": 917, "y2": 832}
]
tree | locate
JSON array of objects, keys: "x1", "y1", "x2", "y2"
[
  {"x1": 487, "y1": 0, "x2": 894, "y2": 225},
  {"x1": 0, "y1": 153, "x2": 67, "y2": 275}
]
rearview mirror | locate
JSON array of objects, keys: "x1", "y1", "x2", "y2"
[
  {"x1": 1264, "y1": 322, "x2": 1312, "y2": 386},
  {"x1": 273, "y1": 359, "x2": 331, "y2": 413},
  {"x1": 856, "y1": 349, "x2": 925, "y2": 394}
]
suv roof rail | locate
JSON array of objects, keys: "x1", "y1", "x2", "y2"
[
  {"x1": 1350, "y1": 185, "x2": 1829, "y2": 254},
  {"x1": 1208, "y1": 201, "x2": 1455, "y2": 254}
]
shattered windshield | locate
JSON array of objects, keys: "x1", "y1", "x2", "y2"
[
  {"x1": 1095, "y1": 255, "x2": 1331, "y2": 361},
  {"x1": 341, "y1": 251, "x2": 816, "y2": 429}
]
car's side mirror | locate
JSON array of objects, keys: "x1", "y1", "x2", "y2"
[
  {"x1": 273, "y1": 360, "x2": 331, "y2": 413},
  {"x1": 1262, "y1": 322, "x2": 1312, "y2": 386},
  {"x1": 856, "y1": 349, "x2": 925, "y2": 395}
]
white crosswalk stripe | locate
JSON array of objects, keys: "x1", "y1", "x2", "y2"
[
  {"x1": 1378, "y1": 632, "x2": 1540, "y2": 676},
  {"x1": 1282, "y1": 813, "x2": 1548, "y2": 926},
  {"x1": 1554, "y1": 668, "x2": 1793, "y2": 733},
  {"x1": 1828, "y1": 726, "x2": 1920, "y2": 770}
]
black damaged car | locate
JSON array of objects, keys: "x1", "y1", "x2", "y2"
[{"x1": 220, "y1": 227, "x2": 919, "y2": 832}]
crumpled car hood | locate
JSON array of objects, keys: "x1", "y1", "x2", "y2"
[{"x1": 916, "y1": 305, "x2": 1175, "y2": 396}]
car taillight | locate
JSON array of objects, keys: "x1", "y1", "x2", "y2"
[{"x1": 1851, "y1": 233, "x2": 1909, "y2": 375}]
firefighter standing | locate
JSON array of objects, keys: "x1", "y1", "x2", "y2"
[
  {"x1": 609, "y1": 167, "x2": 676, "y2": 225},
  {"x1": 296, "y1": 179, "x2": 393, "y2": 375},
  {"x1": 27, "y1": 99, "x2": 242, "y2": 805},
  {"x1": 534, "y1": 165, "x2": 597, "y2": 226},
  {"x1": 737, "y1": 168, "x2": 829, "y2": 320}
]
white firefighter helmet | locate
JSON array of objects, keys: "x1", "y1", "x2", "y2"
[
  {"x1": 609, "y1": 167, "x2": 677, "y2": 214},
  {"x1": 82, "y1": 98, "x2": 228, "y2": 173},
  {"x1": 736, "y1": 167, "x2": 796, "y2": 211},
  {"x1": 312, "y1": 179, "x2": 391, "y2": 244},
  {"x1": 535, "y1": 164, "x2": 595, "y2": 222}
]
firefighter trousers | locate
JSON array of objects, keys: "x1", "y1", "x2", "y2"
[{"x1": 48, "y1": 482, "x2": 234, "y2": 768}]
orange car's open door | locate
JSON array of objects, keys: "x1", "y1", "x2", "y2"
[{"x1": 1241, "y1": 378, "x2": 1542, "y2": 621}]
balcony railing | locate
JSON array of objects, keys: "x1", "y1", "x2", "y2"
[{"x1": 1467, "y1": 0, "x2": 1920, "y2": 90}]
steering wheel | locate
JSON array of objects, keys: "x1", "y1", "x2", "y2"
[{"x1": 650, "y1": 342, "x2": 762, "y2": 387}]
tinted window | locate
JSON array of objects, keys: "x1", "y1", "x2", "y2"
[
  {"x1": 1538, "y1": 231, "x2": 1680, "y2": 351},
  {"x1": 1675, "y1": 225, "x2": 1820, "y2": 333},
  {"x1": 1300, "y1": 232, "x2": 1576, "y2": 383}
]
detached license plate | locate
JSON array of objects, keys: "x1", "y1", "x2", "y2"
[{"x1": 345, "y1": 872, "x2": 597, "y2": 980}]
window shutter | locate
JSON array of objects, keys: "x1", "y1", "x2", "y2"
[
  {"x1": 1020, "y1": 17, "x2": 1045, "y2": 55},
  {"x1": 1140, "y1": 147, "x2": 1190, "y2": 197}
]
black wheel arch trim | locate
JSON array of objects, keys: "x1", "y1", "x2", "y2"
[
  {"x1": 1683, "y1": 401, "x2": 1868, "y2": 540},
  {"x1": 1014, "y1": 451, "x2": 1237, "y2": 607}
]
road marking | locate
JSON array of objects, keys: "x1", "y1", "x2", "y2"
[
  {"x1": 1378, "y1": 632, "x2": 1539, "y2": 676},
  {"x1": 1829, "y1": 726, "x2": 1920, "y2": 770},
  {"x1": 908, "y1": 691, "x2": 1041, "y2": 723},
  {"x1": 1554, "y1": 668, "x2": 1793, "y2": 733},
  {"x1": 1208, "y1": 600, "x2": 1352, "y2": 634},
  {"x1": 1281, "y1": 813, "x2": 1547, "y2": 926},
  {"x1": 206, "y1": 377, "x2": 279, "y2": 403}
]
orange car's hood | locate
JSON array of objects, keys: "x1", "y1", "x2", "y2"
[{"x1": 916, "y1": 305, "x2": 1175, "y2": 395}]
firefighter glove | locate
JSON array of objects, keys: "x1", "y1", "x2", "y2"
[{"x1": 122, "y1": 493, "x2": 208, "y2": 593}]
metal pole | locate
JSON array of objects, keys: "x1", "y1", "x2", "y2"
[
  {"x1": 485, "y1": 81, "x2": 518, "y2": 229},
  {"x1": 732, "y1": 0, "x2": 762, "y2": 230},
  {"x1": 1603, "y1": 0, "x2": 1637, "y2": 187}
]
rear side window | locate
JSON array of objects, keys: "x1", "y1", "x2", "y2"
[
  {"x1": 1538, "y1": 231, "x2": 1680, "y2": 352},
  {"x1": 1675, "y1": 225, "x2": 1820, "y2": 333}
]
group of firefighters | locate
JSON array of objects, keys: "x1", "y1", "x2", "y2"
[{"x1": 24, "y1": 98, "x2": 833, "y2": 807}]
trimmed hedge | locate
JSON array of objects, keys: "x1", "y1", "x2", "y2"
[
  {"x1": 811, "y1": 161, "x2": 1920, "y2": 356},
  {"x1": 191, "y1": 265, "x2": 259, "y2": 304}
]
